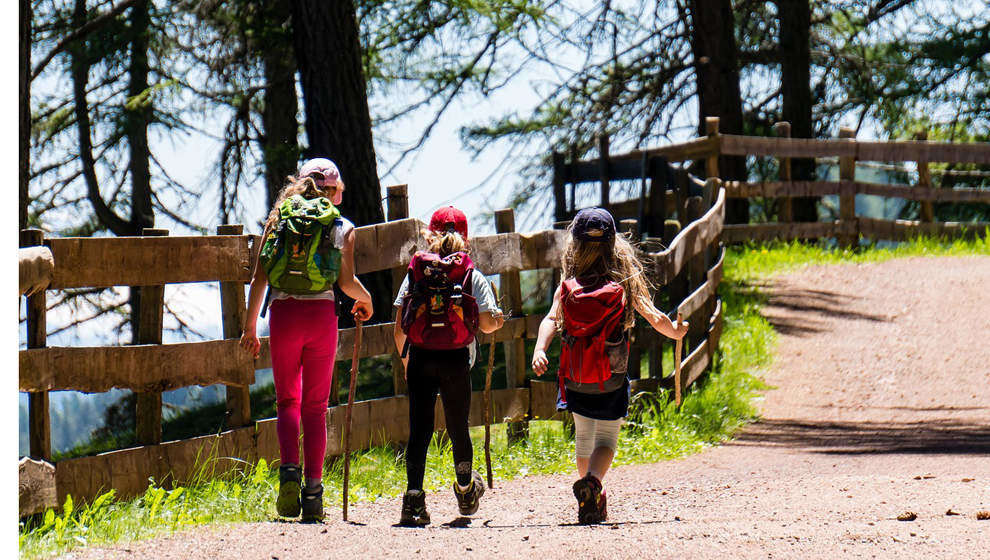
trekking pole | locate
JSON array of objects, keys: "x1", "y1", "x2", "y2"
[
  {"x1": 674, "y1": 312, "x2": 683, "y2": 407},
  {"x1": 483, "y1": 281, "x2": 498, "y2": 490},
  {"x1": 342, "y1": 318, "x2": 363, "y2": 522}
]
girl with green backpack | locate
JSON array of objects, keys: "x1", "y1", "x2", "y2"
[{"x1": 240, "y1": 158, "x2": 373, "y2": 522}]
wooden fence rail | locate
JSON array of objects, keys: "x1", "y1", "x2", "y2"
[{"x1": 19, "y1": 184, "x2": 726, "y2": 516}]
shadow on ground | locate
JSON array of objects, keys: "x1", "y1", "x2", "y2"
[{"x1": 731, "y1": 418, "x2": 990, "y2": 455}]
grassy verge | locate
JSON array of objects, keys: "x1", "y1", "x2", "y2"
[{"x1": 21, "y1": 235, "x2": 986, "y2": 558}]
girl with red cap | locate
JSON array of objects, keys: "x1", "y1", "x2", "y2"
[
  {"x1": 531, "y1": 207, "x2": 687, "y2": 524},
  {"x1": 240, "y1": 158, "x2": 373, "y2": 522},
  {"x1": 392, "y1": 206, "x2": 504, "y2": 525}
]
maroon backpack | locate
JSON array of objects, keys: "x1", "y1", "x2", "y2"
[
  {"x1": 558, "y1": 277, "x2": 626, "y2": 394},
  {"x1": 400, "y1": 251, "x2": 480, "y2": 355}
]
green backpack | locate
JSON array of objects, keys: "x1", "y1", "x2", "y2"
[{"x1": 260, "y1": 194, "x2": 342, "y2": 294}]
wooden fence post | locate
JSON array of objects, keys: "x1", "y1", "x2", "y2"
[
  {"x1": 705, "y1": 117, "x2": 721, "y2": 178},
  {"x1": 218, "y1": 224, "x2": 252, "y2": 429},
  {"x1": 598, "y1": 133, "x2": 611, "y2": 208},
  {"x1": 774, "y1": 121, "x2": 794, "y2": 224},
  {"x1": 915, "y1": 130, "x2": 934, "y2": 223},
  {"x1": 495, "y1": 208, "x2": 529, "y2": 442},
  {"x1": 20, "y1": 229, "x2": 51, "y2": 461},
  {"x1": 387, "y1": 184, "x2": 409, "y2": 396},
  {"x1": 838, "y1": 127, "x2": 857, "y2": 248},
  {"x1": 135, "y1": 228, "x2": 168, "y2": 445}
]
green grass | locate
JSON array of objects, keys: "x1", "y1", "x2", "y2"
[{"x1": 21, "y1": 235, "x2": 987, "y2": 559}]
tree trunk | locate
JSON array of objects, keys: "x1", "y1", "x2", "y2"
[
  {"x1": 127, "y1": 0, "x2": 153, "y2": 232},
  {"x1": 689, "y1": 0, "x2": 748, "y2": 224},
  {"x1": 778, "y1": 0, "x2": 817, "y2": 222},
  {"x1": 20, "y1": 0, "x2": 31, "y2": 231},
  {"x1": 260, "y1": 0, "x2": 300, "y2": 210},
  {"x1": 289, "y1": 0, "x2": 390, "y2": 323}
]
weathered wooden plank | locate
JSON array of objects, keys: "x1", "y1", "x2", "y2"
[
  {"x1": 353, "y1": 218, "x2": 426, "y2": 275},
  {"x1": 469, "y1": 388, "x2": 530, "y2": 427},
  {"x1": 856, "y1": 182, "x2": 990, "y2": 203},
  {"x1": 857, "y1": 140, "x2": 990, "y2": 164},
  {"x1": 722, "y1": 221, "x2": 841, "y2": 244},
  {"x1": 19, "y1": 340, "x2": 255, "y2": 393},
  {"x1": 519, "y1": 229, "x2": 569, "y2": 270},
  {"x1": 857, "y1": 217, "x2": 990, "y2": 241},
  {"x1": 529, "y1": 380, "x2": 560, "y2": 420},
  {"x1": 720, "y1": 134, "x2": 857, "y2": 159},
  {"x1": 723, "y1": 180, "x2": 843, "y2": 199},
  {"x1": 647, "y1": 186, "x2": 725, "y2": 286},
  {"x1": 477, "y1": 317, "x2": 528, "y2": 344},
  {"x1": 471, "y1": 231, "x2": 524, "y2": 273},
  {"x1": 610, "y1": 136, "x2": 720, "y2": 164},
  {"x1": 218, "y1": 225, "x2": 252, "y2": 429},
  {"x1": 19, "y1": 246, "x2": 54, "y2": 297},
  {"x1": 677, "y1": 245, "x2": 725, "y2": 320},
  {"x1": 46, "y1": 235, "x2": 253, "y2": 289},
  {"x1": 19, "y1": 457, "x2": 57, "y2": 517},
  {"x1": 680, "y1": 335, "x2": 710, "y2": 389}
]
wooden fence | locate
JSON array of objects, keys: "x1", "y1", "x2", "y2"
[
  {"x1": 553, "y1": 118, "x2": 990, "y2": 248},
  {"x1": 18, "y1": 183, "x2": 726, "y2": 517}
]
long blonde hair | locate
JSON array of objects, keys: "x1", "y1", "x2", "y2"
[
  {"x1": 424, "y1": 229, "x2": 468, "y2": 257},
  {"x1": 263, "y1": 175, "x2": 343, "y2": 232},
  {"x1": 560, "y1": 228, "x2": 653, "y2": 330}
]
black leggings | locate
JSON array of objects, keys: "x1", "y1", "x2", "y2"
[{"x1": 405, "y1": 346, "x2": 474, "y2": 490}]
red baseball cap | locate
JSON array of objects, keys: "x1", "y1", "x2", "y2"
[{"x1": 429, "y1": 206, "x2": 468, "y2": 238}]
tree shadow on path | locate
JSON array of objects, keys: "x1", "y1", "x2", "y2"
[{"x1": 730, "y1": 418, "x2": 990, "y2": 455}]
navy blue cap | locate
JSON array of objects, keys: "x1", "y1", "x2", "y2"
[{"x1": 572, "y1": 207, "x2": 616, "y2": 242}]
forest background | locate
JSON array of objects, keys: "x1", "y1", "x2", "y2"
[{"x1": 12, "y1": 1, "x2": 989, "y2": 458}]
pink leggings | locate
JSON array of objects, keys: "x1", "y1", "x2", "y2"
[{"x1": 268, "y1": 298, "x2": 338, "y2": 480}]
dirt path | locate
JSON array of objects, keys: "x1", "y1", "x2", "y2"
[{"x1": 61, "y1": 256, "x2": 990, "y2": 559}]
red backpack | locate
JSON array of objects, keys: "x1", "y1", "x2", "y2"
[
  {"x1": 558, "y1": 278, "x2": 626, "y2": 393},
  {"x1": 400, "y1": 251, "x2": 480, "y2": 355}
]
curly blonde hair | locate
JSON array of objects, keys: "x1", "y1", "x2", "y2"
[
  {"x1": 424, "y1": 229, "x2": 468, "y2": 257},
  {"x1": 559, "y1": 227, "x2": 653, "y2": 330},
  {"x1": 263, "y1": 175, "x2": 343, "y2": 232}
]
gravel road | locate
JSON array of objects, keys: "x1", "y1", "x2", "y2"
[{"x1": 61, "y1": 255, "x2": 990, "y2": 559}]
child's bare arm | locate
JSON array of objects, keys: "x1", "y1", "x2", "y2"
[
  {"x1": 240, "y1": 225, "x2": 270, "y2": 358},
  {"x1": 633, "y1": 294, "x2": 688, "y2": 339},
  {"x1": 393, "y1": 308, "x2": 408, "y2": 374},
  {"x1": 478, "y1": 310, "x2": 504, "y2": 334},
  {"x1": 531, "y1": 285, "x2": 562, "y2": 375},
  {"x1": 336, "y1": 228, "x2": 373, "y2": 321}
]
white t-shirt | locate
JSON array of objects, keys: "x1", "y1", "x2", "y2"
[
  {"x1": 268, "y1": 216, "x2": 355, "y2": 303},
  {"x1": 393, "y1": 264, "x2": 502, "y2": 367}
]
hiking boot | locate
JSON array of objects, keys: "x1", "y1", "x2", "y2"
[
  {"x1": 276, "y1": 465, "x2": 302, "y2": 518},
  {"x1": 453, "y1": 470, "x2": 486, "y2": 516},
  {"x1": 399, "y1": 489, "x2": 431, "y2": 526},
  {"x1": 301, "y1": 485, "x2": 325, "y2": 523},
  {"x1": 572, "y1": 473, "x2": 606, "y2": 524}
]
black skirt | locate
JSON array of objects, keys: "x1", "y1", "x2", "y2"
[{"x1": 558, "y1": 376, "x2": 630, "y2": 421}]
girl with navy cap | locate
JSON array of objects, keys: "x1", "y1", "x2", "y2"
[{"x1": 531, "y1": 207, "x2": 687, "y2": 524}]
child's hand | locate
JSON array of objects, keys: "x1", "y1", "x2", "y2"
[
  {"x1": 352, "y1": 299, "x2": 373, "y2": 322},
  {"x1": 671, "y1": 318, "x2": 689, "y2": 340},
  {"x1": 531, "y1": 349, "x2": 549, "y2": 375},
  {"x1": 239, "y1": 329, "x2": 260, "y2": 359}
]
